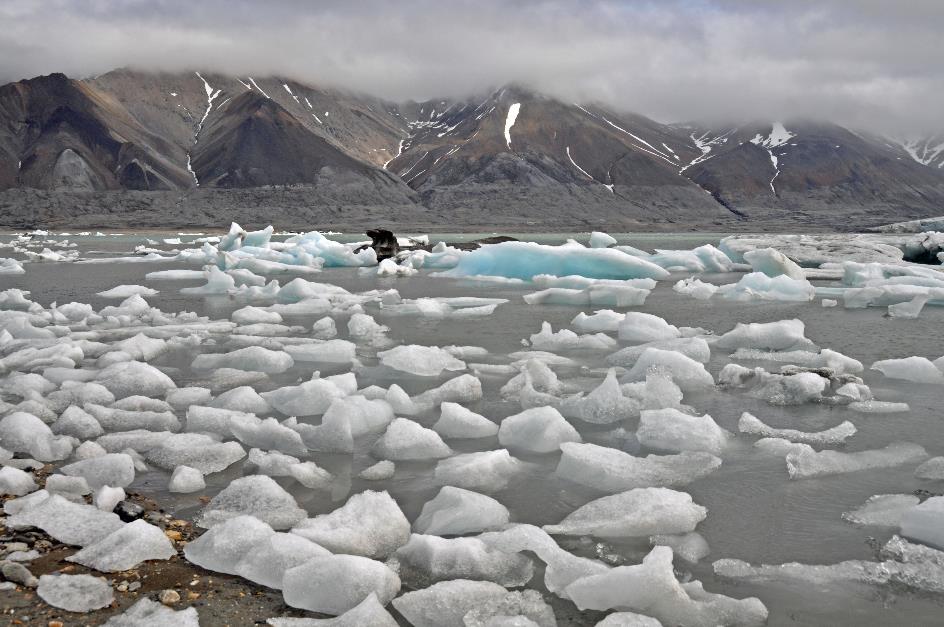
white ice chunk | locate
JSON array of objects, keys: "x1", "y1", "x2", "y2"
[
  {"x1": 266, "y1": 594, "x2": 396, "y2": 626},
  {"x1": 623, "y1": 348, "x2": 714, "y2": 392},
  {"x1": 842, "y1": 494, "x2": 921, "y2": 527},
  {"x1": 636, "y1": 409, "x2": 729, "y2": 455},
  {"x1": 742, "y1": 248, "x2": 806, "y2": 279},
  {"x1": 544, "y1": 487, "x2": 706, "y2": 538},
  {"x1": 650, "y1": 531, "x2": 710, "y2": 564},
  {"x1": 566, "y1": 546, "x2": 767, "y2": 626},
  {"x1": 572, "y1": 309, "x2": 625, "y2": 333},
  {"x1": 95, "y1": 361, "x2": 176, "y2": 399},
  {"x1": 618, "y1": 313, "x2": 680, "y2": 343},
  {"x1": 715, "y1": 319, "x2": 811, "y2": 351},
  {"x1": 282, "y1": 555, "x2": 401, "y2": 615},
  {"x1": 60, "y1": 453, "x2": 135, "y2": 489},
  {"x1": 433, "y1": 402, "x2": 499, "y2": 438},
  {"x1": 359, "y1": 460, "x2": 395, "y2": 480},
  {"x1": 561, "y1": 370, "x2": 640, "y2": 424},
  {"x1": 262, "y1": 375, "x2": 352, "y2": 416},
  {"x1": 0, "y1": 411, "x2": 73, "y2": 461},
  {"x1": 7, "y1": 494, "x2": 124, "y2": 546},
  {"x1": 285, "y1": 339, "x2": 357, "y2": 364},
  {"x1": 414, "y1": 486, "x2": 510, "y2": 536},
  {"x1": 291, "y1": 490, "x2": 410, "y2": 558},
  {"x1": 392, "y1": 579, "x2": 507, "y2": 627},
  {"x1": 146, "y1": 432, "x2": 246, "y2": 474},
  {"x1": 96, "y1": 284, "x2": 158, "y2": 299},
  {"x1": 184, "y1": 514, "x2": 276, "y2": 574},
  {"x1": 169, "y1": 465, "x2": 206, "y2": 493},
  {"x1": 393, "y1": 533, "x2": 534, "y2": 587},
  {"x1": 498, "y1": 406, "x2": 581, "y2": 453},
  {"x1": 0, "y1": 466, "x2": 37, "y2": 496},
  {"x1": 556, "y1": 442, "x2": 721, "y2": 492},
  {"x1": 192, "y1": 346, "x2": 294, "y2": 373},
  {"x1": 871, "y1": 356, "x2": 944, "y2": 384},
  {"x1": 93, "y1": 485, "x2": 125, "y2": 512},
  {"x1": 378, "y1": 344, "x2": 466, "y2": 376},
  {"x1": 888, "y1": 295, "x2": 928, "y2": 319},
  {"x1": 372, "y1": 418, "x2": 452, "y2": 460},
  {"x1": 738, "y1": 412, "x2": 856, "y2": 445},
  {"x1": 235, "y1": 532, "x2": 330, "y2": 589},
  {"x1": 900, "y1": 496, "x2": 944, "y2": 550},
  {"x1": 673, "y1": 277, "x2": 719, "y2": 301},
  {"x1": 198, "y1": 475, "x2": 306, "y2": 529},
  {"x1": 67, "y1": 519, "x2": 175, "y2": 571},
  {"x1": 590, "y1": 232, "x2": 618, "y2": 248},
  {"x1": 103, "y1": 598, "x2": 199, "y2": 626},
  {"x1": 435, "y1": 449, "x2": 523, "y2": 492},
  {"x1": 915, "y1": 457, "x2": 944, "y2": 480},
  {"x1": 37, "y1": 573, "x2": 114, "y2": 612},
  {"x1": 787, "y1": 442, "x2": 927, "y2": 479}
]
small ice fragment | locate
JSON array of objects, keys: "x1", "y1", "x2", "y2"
[
  {"x1": 37, "y1": 573, "x2": 114, "y2": 612},
  {"x1": 168, "y1": 465, "x2": 206, "y2": 493}
]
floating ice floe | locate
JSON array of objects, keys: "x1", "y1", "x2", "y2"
[
  {"x1": 636, "y1": 409, "x2": 730, "y2": 455},
  {"x1": 0, "y1": 257, "x2": 25, "y2": 275},
  {"x1": 673, "y1": 277, "x2": 718, "y2": 300},
  {"x1": 717, "y1": 272, "x2": 815, "y2": 302},
  {"x1": 435, "y1": 449, "x2": 524, "y2": 492},
  {"x1": 378, "y1": 344, "x2": 466, "y2": 376},
  {"x1": 738, "y1": 412, "x2": 856, "y2": 445},
  {"x1": 786, "y1": 442, "x2": 927, "y2": 479},
  {"x1": 413, "y1": 486, "x2": 510, "y2": 536},
  {"x1": 842, "y1": 494, "x2": 921, "y2": 527},
  {"x1": 566, "y1": 546, "x2": 768, "y2": 626},
  {"x1": 543, "y1": 487, "x2": 706, "y2": 538},
  {"x1": 715, "y1": 319, "x2": 812, "y2": 351},
  {"x1": 393, "y1": 533, "x2": 534, "y2": 587},
  {"x1": 556, "y1": 442, "x2": 722, "y2": 492},
  {"x1": 900, "y1": 496, "x2": 944, "y2": 550},
  {"x1": 870, "y1": 356, "x2": 944, "y2": 384},
  {"x1": 622, "y1": 348, "x2": 714, "y2": 392},
  {"x1": 560, "y1": 369, "x2": 640, "y2": 424},
  {"x1": 437, "y1": 241, "x2": 670, "y2": 281},
  {"x1": 432, "y1": 402, "x2": 499, "y2": 438},
  {"x1": 372, "y1": 418, "x2": 452, "y2": 460}
]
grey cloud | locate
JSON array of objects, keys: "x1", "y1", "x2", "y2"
[{"x1": 0, "y1": 0, "x2": 940, "y2": 134}]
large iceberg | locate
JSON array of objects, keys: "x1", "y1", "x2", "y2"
[{"x1": 438, "y1": 241, "x2": 670, "y2": 281}]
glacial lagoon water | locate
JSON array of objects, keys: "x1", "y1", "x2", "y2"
[{"x1": 2, "y1": 230, "x2": 943, "y2": 625}]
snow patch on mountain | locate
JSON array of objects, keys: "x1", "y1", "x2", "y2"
[
  {"x1": 247, "y1": 77, "x2": 270, "y2": 99},
  {"x1": 504, "y1": 103, "x2": 521, "y2": 150},
  {"x1": 901, "y1": 136, "x2": 944, "y2": 168},
  {"x1": 283, "y1": 84, "x2": 301, "y2": 106},
  {"x1": 194, "y1": 72, "x2": 221, "y2": 142},
  {"x1": 751, "y1": 123, "x2": 796, "y2": 194},
  {"x1": 575, "y1": 104, "x2": 675, "y2": 165}
]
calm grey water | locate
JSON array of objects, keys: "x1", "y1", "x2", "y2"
[{"x1": 2, "y1": 232, "x2": 943, "y2": 625}]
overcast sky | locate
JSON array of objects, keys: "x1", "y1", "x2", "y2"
[{"x1": 1, "y1": 0, "x2": 941, "y2": 133}]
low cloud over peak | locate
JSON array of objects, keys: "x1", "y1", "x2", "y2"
[{"x1": 1, "y1": 0, "x2": 941, "y2": 134}]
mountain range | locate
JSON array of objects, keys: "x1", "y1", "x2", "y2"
[{"x1": 1, "y1": 68, "x2": 942, "y2": 231}]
